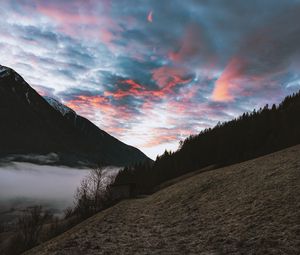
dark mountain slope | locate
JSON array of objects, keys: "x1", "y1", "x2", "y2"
[{"x1": 0, "y1": 65, "x2": 149, "y2": 166}]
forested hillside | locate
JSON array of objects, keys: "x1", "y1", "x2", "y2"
[{"x1": 115, "y1": 91, "x2": 300, "y2": 192}]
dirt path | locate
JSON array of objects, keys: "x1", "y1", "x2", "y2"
[{"x1": 26, "y1": 145, "x2": 300, "y2": 254}]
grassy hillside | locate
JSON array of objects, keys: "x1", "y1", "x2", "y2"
[{"x1": 26, "y1": 145, "x2": 300, "y2": 255}]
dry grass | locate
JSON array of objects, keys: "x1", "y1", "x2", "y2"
[{"x1": 25, "y1": 145, "x2": 300, "y2": 255}]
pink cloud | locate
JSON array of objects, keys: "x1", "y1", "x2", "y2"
[
  {"x1": 65, "y1": 94, "x2": 137, "y2": 137},
  {"x1": 147, "y1": 11, "x2": 153, "y2": 23},
  {"x1": 152, "y1": 66, "x2": 192, "y2": 90},
  {"x1": 36, "y1": 2, "x2": 122, "y2": 50},
  {"x1": 141, "y1": 127, "x2": 194, "y2": 148},
  {"x1": 103, "y1": 69, "x2": 192, "y2": 102},
  {"x1": 212, "y1": 58, "x2": 242, "y2": 102}
]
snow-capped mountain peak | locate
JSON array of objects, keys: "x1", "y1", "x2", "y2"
[{"x1": 44, "y1": 96, "x2": 76, "y2": 116}]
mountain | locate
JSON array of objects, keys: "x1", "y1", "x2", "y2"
[
  {"x1": 25, "y1": 144, "x2": 300, "y2": 254},
  {"x1": 0, "y1": 65, "x2": 150, "y2": 166}
]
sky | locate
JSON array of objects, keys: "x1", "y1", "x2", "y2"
[{"x1": 1, "y1": 0, "x2": 300, "y2": 159}]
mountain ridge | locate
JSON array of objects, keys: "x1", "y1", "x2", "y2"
[{"x1": 0, "y1": 64, "x2": 150, "y2": 167}]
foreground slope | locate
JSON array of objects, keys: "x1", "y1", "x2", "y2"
[
  {"x1": 0, "y1": 65, "x2": 149, "y2": 166},
  {"x1": 27, "y1": 145, "x2": 300, "y2": 254}
]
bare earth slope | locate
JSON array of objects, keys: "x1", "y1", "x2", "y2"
[{"x1": 26, "y1": 145, "x2": 300, "y2": 255}]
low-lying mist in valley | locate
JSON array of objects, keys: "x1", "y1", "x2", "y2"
[{"x1": 0, "y1": 161, "x2": 121, "y2": 220}]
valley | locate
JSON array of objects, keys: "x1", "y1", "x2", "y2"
[{"x1": 25, "y1": 145, "x2": 300, "y2": 255}]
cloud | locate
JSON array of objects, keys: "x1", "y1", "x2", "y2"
[
  {"x1": 1, "y1": 0, "x2": 300, "y2": 158},
  {"x1": 169, "y1": 23, "x2": 215, "y2": 67},
  {"x1": 152, "y1": 66, "x2": 194, "y2": 90},
  {"x1": 147, "y1": 11, "x2": 153, "y2": 23},
  {"x1": 212, "y1": 6, "x2": 300, "y2": 102}
]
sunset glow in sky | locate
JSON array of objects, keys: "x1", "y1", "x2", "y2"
[{"x1": 1, "y1": 0, "x2": 300, "y2": 159}]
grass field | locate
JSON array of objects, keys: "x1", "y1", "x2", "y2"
[{"x1": 26, "y1": 145, "x2": 300, "y2": 254}]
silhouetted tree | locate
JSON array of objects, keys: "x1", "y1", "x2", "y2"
[{"x1": 74, "y1": 165, "x2": 113, "y2": 218}]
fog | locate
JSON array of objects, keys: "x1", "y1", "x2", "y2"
[{"x1": 0, "y1": 162, "x2": 121, "y2": 214}]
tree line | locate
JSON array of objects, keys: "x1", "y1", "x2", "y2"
[{"x1": 114, "y1": 90, "x2": 300, "y2": 193}]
